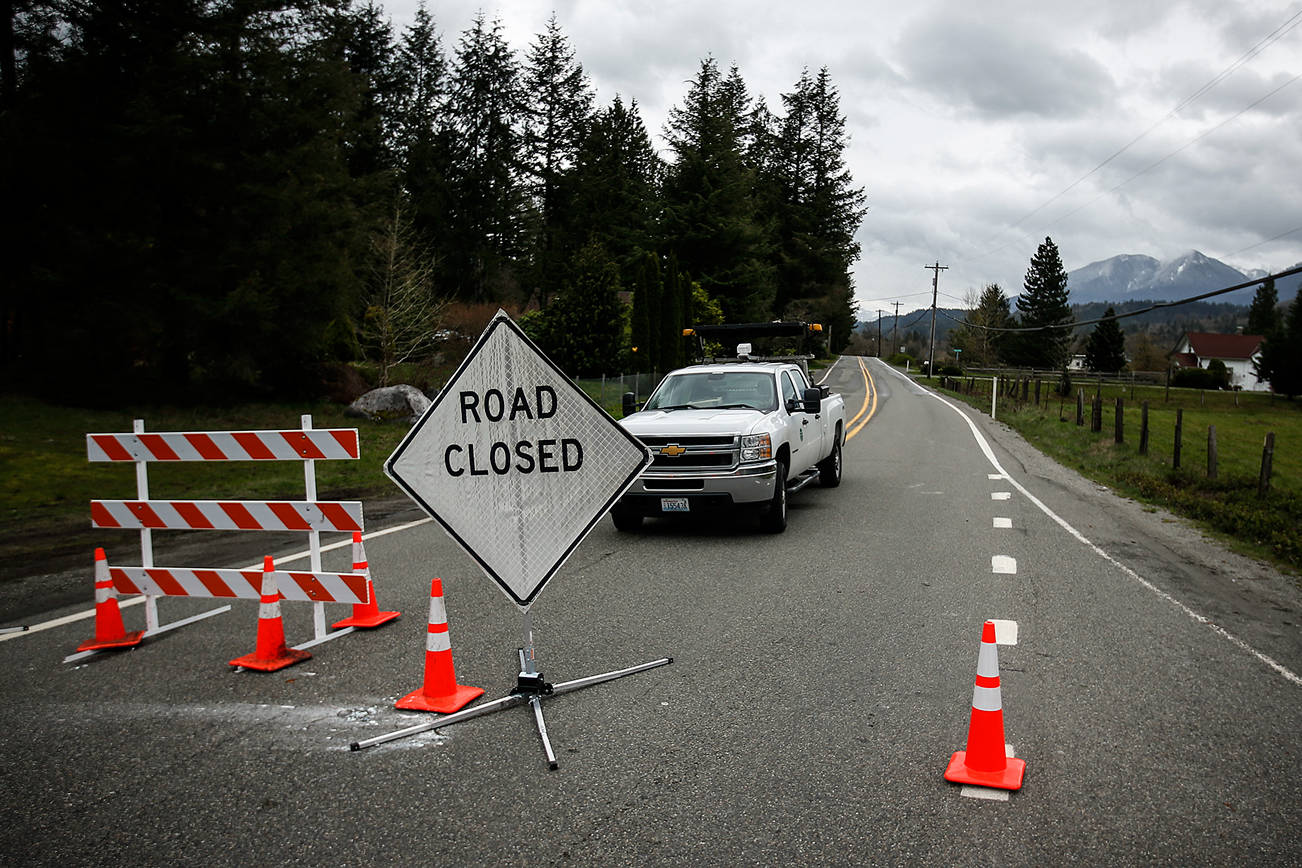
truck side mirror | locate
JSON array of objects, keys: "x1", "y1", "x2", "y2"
[
  {"x1": 621, "y1": 391, "x2": 637, "y2": 417},
  {"x1": 801, "y1": 387, "x2": 822, "y2": 414}
]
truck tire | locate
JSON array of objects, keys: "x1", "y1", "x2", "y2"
[
  {"x1": 760, "y1": 459, "x2": 788, "y2": 534},
  {"x1": 818, "y1": 434, "x2": 842, "y2": 488},
  {"x1": 611, "y1": 505, "x2": 643, "y2": 532}
]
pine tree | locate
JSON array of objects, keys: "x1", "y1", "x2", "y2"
[
  {"x1": 950, "y1": 284, "x2": 1010, "y2": 367},
  {"x1": 1006, "y1": 237, "x2": 1074, "y2": 369},
  {"x1": 630, "y1": 251, "x2": 661, "y2": 373},
  {"x1": 1247, "y1": 277, "x2": 1281, "y2": 337},
  {"x1": 1084, "y1": 307, "x2": 1127, "y2": 372},
  {"x1": 521, "y1": 14, "x2": 593, "y2": 302},
  {"x1": 538, "y1": 241, "x2": 625, "y2": 376},
  {"x1": 393, "y1": 4, "x2": 453, "y2": 257},
  {"x1": 565, "y1": 96, "x2": 661, "y2": 277},
  {"x1": 1256, "y1": 293, "x2": 1302, "y2": 396},
  {"x1": 443, "y1": 13, "x2": 527, "y2": 301},
  {"x1": 662, "y1": 57, "x2": 775, "y2": 321}
]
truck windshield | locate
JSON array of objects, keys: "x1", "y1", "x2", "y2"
[{"x1": 644, "y1": 371, "x2": 777, "y2": 412}]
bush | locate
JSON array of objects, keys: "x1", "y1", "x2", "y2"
[
  {"x1": 888, "y1": 352, "x2": 914, "y2": 366},
  {"x1": 936, "y1": 363, "x2": 964, "y2": 376},
  {"x1": 1172, "y1": 366, "x2": 1228, "y2": 390}
]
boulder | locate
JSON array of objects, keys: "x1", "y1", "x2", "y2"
[{"x1": 346, "y1": 384, "x2": 432, "y2": 423}]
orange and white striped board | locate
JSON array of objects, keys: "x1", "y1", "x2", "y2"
[
  {"x1": 90, "y1": 499, "x2": 364, "y2": 533},
  {"x1": 109, "y1": 565, "x2": 371, "y2": 605},
  {"x1": 86, "y1": 429, "x2": 359, "y2": 463}
]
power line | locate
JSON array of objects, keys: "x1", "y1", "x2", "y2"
[{"x1": 938, "y1": 264, "x2": 1302, "y2": 334}]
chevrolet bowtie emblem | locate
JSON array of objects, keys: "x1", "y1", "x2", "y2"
[{"x1": 659, "y1": 444, "x2": 687, "y2": 457}]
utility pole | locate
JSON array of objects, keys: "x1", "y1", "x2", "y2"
[
  {"x1": 876, "y1": 310, "x2": 883, "y2": 357},
  {"x1": 892, "y1": 301, "x2": 900, "y2": 356},
  {"x1": 924, "y1": 261, "x2": 947, "y2": 377}
]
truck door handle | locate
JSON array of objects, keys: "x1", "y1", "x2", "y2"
[{"x1": 802, "y1": 419, "x2": 809, "y2": 425}]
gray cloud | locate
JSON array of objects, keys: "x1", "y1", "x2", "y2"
[{"x1": 895, "y1": 11, "x2": 1117, "y2": 119}]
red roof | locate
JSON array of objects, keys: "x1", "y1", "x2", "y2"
[{"x1": 1178, "y1": 332, "x2": 1263, "y2": 361}]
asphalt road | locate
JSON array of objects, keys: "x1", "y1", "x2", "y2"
[{"x1": 2, "y1": 356, "x2": 1300, "y2": 866}]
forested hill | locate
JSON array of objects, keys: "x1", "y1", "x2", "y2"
[{"x1": 2, "y1": 2, "x2": 866, "y2": 402}]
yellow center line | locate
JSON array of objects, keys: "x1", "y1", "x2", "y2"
[{"x1": 847, "y1": 356, "x2": 878, "y2": 441}]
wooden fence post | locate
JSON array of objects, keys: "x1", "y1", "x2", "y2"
[
  {"x1": 1114, "y1": 398, "x2": 1124, "y2": 444},
  {"x1": 1259, "y1": 432, "x2": 1275, "y2": 497},
  {"x1": 1091, "y1": 394, "x2": 1102, "y2": 432},
  {"x1": 1139, "y1": 402, "x2": 1149, "y2": 455},
  {"x1": 1076, "y1": 389, "x2": 1084, "y2": 426},
  {"x1": 1174, "y1": 408, "x2": 1183, "y2": 470},
  {"x1": 1207, "y1": 425, "x2": 1218, "y2": 480}
]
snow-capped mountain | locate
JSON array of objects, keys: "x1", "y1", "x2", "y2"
[{"x1": 1067, "y1": 251, "x2": 1295, "y2": 306}]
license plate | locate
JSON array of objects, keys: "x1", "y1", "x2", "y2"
[{"x1": 660, "y1": 497, "x2": 690, "y2": 513}]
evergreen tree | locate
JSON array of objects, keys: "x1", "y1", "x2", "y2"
[
  {"x1": 950, "y1": 284, "x2": 1010, "y2": 367},
  {"x1": 330, "y1": 1, "x2": 402, "y2": 182},
  {"x1": 521, "y1": 14, "x2": 593, "y2": 302},
  {"x1": 1084, "y1": 307, "x2": 1127, "y2": 372},
  {"x1": 1005, "y1": 237, "x2": 1073, "y2": 369},
  {"x1": 1247, "y1": 277, "x2": 1281, "y2": 337},
  {"x1": 629, "y1": 251, "x2": 661, "y2": 373},
  {"x1": 443, "y1": 13, "x2": 527, "y2": 301},
  {"x1": 565, "y1": 96, "x2": 661, "y2": 279},
  {"x1": 1256, "y1": 293, "x2": 1302, "y2": 396},
  {"x1": 4, "y1": 1, "x2": 369, "y2": 400},
  {"x1": 393, "y1": 4, "x2": 453, "y2": 256},
  {"x1": 662, "y1": 57, "x2": 775, "y2": 321},
  {"x1": 537, "y1": 241, "x2": 625, "y2": 375}
]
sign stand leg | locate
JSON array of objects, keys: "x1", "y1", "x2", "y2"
[{"x1": 351, "y1": 618, "x2": 671, "y2": 765}]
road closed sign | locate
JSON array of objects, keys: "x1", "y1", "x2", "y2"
[{"x1": 385, "y1": 311, "x2": 651, "y2": 607}]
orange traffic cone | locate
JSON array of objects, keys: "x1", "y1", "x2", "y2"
[
  {"x1": 944, "y1": 620, "x2": 1026, "y2": 790},
  {"x1": 331, "y1": 532, "x2": 399, "y2": 630},
  {"x1": 229, "y1": 557, "x2": 311, "y2": 672},
  {"x1": 78, "y1": 548, "x2": 145, "y2": 652},
  {"x1": 395, "y1": 578, "x2": 484, "y2": 713}
]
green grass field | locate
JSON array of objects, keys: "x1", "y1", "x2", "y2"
[{"x1": 931, "y1": 376, "x2": 1302, "y2": 572}]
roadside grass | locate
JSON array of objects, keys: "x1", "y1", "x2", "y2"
[
  {"x1": 928, "y1": 376, "x2": 1302, "y2": 573},
  {"x1": 0, "y1": 394, "x2": 410, "y2": 578}
]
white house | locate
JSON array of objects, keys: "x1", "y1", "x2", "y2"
[{"x1": 1169, "y1": 332, "x2": 1267, "y2": 391}]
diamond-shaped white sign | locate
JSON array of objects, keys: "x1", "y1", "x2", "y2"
[{"x1": 385, "y1": 312, "x2": 651, "y2": 608}]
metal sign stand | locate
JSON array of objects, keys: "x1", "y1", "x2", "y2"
[
  {"x1": 352, "y1": 610, "x2": 671, "y2": 768},
  {"x1": 365, "y1": 311, "x2": 669, "y2": 768}
]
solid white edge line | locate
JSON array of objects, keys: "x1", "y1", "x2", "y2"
[
  {"x1": 3, "y1": 517, "x2": 434, "y2": 642},
  {"x1": 914, "y1": 379, "x2": 1302, "y2": 688}
]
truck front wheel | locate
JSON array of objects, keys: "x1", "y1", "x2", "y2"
[{"x1": 760, "y1": 459, "x2": 788, "y2": 534}]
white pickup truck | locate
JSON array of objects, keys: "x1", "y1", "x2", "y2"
[{"x1": 612, "y1": 342, "x2": 846, "y2": 534}]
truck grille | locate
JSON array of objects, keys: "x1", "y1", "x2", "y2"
[{"x1": 634, "y1": 435, "x2": 739, "y2": 472}]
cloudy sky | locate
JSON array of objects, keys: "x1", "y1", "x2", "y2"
[{"x1": 386, "y1": 0, "x2": 1302, "y2": 316}]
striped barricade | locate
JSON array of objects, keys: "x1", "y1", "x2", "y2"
[
  {"x1": 86, "y1": 429, "x2": 360, "y2": 462},
  {"x1": 90, "y1": 500, "x2": 364, "y2": 533},
  {"x1": 109, "y1": 564, "x2": 371, "y2": 605},
  {"x1": 73, "y1": 416, "x2": 385, "y2": 663}
]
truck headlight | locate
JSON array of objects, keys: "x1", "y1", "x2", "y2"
[{"x1": 740, "y1": 433, "x2": 772, "y2": 462}]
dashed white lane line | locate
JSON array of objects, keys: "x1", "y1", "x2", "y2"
[
  {"x1": 991, "y1": 491, "x2": 1011, "y2": 501},
  {"x1": 992, "y1": 555, "x2": 1017, "y2": 575},
  {"x1": 987, "y1": 474, "x2": 1004, "y2": 480},
  {"x1": 993, "y1": 517, "x2": 1012, "y2": 529},
  {"x1": 885, "y1": 367, "x2": 1302, "y2": 688}
]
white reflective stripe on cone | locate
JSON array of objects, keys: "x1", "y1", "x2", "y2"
[
  {"x1": 95, "y1": 584, "x2": 112, "y2": 604},
  {"x1": 427, "y1": 595, "x2": 447, "y2": 626},
  {"x1": 259, "y1": 601, "x2": 281, "y2": 620},
  {"x1": 972, "y1": 684, "x2": 1002, "y2": 712},
  {"x1": 977, "y1": 642, "x2": 999, "y2": 677},
  {"x1": 426, "y1": 630, "x2": 452, "y2": 654}
]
